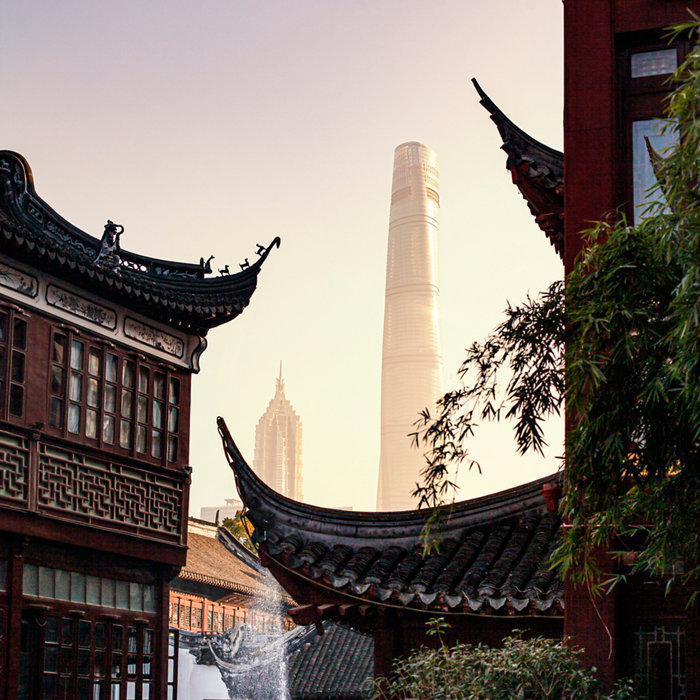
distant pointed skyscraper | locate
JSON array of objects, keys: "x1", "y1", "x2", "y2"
[
  {"x1": 254, "y1": 364, "x2": 303, "y2": 501},
  {"x1": 376, "y1": 142, "x2": 443, "y2": 511}
]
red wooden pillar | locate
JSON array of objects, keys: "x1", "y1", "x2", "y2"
[
  {"x1": 4, "y1": 543, "x2": 24, "y2": 700},
  {"x1": 563, "y1": 550, "x2": 620, "y2": 692}
]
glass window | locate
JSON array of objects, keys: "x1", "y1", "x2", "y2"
[
  {"x1": 46, "y1": 327, "x2": 183, "y2": 461},
  {"x1": 632, "y1": 118, "x2": 678, "y2": 222},
  {"x1": 631, "y1": 48, "x2": 677, "y2": 78}
]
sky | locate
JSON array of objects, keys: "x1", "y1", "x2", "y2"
[{"x1": 2, "y1": 1, "x2": 565, "y2": 513}]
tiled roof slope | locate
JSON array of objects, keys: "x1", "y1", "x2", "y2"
[
  {"x1": 288, "y1": 622, "x2": 373, "y2": 700},
  {"x1": 218, "y1": 417, "x2": 564, "y2": 617},
  {"x1": 177, "y1": 527, "x2": 268, "y2": 597},
  {"x1": 0, "y1": 150, "x2": 279, "y2": 334},
  {"x1": 472, "y1": 80, "x2": 564, "y2": 260}
]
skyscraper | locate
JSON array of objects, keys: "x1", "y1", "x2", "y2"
[
  {"x1": 254, "y1": 365, "x2": 303, "y2": 501},
  {"x1": 376, "y1": 142, "x2": 443, "y2": 511}
]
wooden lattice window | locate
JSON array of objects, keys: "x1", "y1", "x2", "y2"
[
  {"x1": 0, "y1": 307, "x2": 28, "y2": 420},
  {"x1": 48, "y1": 327, "x2": 182, "y2": 465},
  {"x1": 634, "y1": 624, "x2": 685, "y2": 700},
  {"x1": 19, "y1": 609, "x2": 157, "y2": 700}
]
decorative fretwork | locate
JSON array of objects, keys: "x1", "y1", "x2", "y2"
[
  {"x1": 37, "y1": 444, "x2": 182, "y2": 537},
  {"x1": 634, "y1": 624, "x2": 685, "y2": 700},
  {"x1": 0, "y1": 430, "x2": 29, "y2": 505}
]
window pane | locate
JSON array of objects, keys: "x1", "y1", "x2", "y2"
[
  {"x1": 137, "y1": 396, "x2": 148, "y2": 423},
  {"x1": 39, "y1": 566, "x2": 55, "y2": 598},
  {"x1": 12, "y1": 318, "x2": 27, "y2": 349},
  {"x1": 138, "y1": 367, "x2": 149, "y2": 393},
  {"x1": 49, "y1": 397, "x2": 64, "y2": 428},
  {"x1": 169, "y1": 377, "x2": 180, "y2": 405},
  {"x1": 51, "y1": 365, "x2": 65, "y2": 395},
  {"x1": 88, "y1": 348, "x2": 101, "y2": 377},
  {"x1": 70, "y1": 572, "x2": 86, "y2": 603},
  {"x1": 0, "y1": 312, "x2": 6, "y2": 342},
  {"x1": 101, "y1": 578, "x2": 115, "y2": 608},
  {"x1": 87, "y1": 378, "x2": 99, "y2": 408},
  {"x1": 119, "y1": 420, "x2": 132, "y2": 450},
  {"x1": 168, "y1": 406, "x2": 178, "y2": 433},
  {"x1": 154, "y1": 373, "x2": 165, "y2": 400},
  {"x1": 151, "y1": 431, "x2": 162, "y2": 459},
  {"x1": 121, "y1": 390, "x2": 133, "y2": 418},
  {"x1": 87, "y1": 575, "x2": 100, "y2": 605},
  {"x1": 129, "y1": 582, "x2": 143, "y2": 611},
  {"x1": 103, "y1": 415, "x2": 115, "y2": 444},
  {"x1": 153, "y1": 401, "x2": 164, "y2": 429},
  {"x1": 23, "y1": 563, "x2": 38, "y2": 595},
  {"x1": 167, "y1": 436, "x2": 178, "y2": 463},
  {"x1": 116, "y1": 580, "x2": 129, "y2": 609},
  {"x1": 46, "y1": 616, "x2": 60, "y2": 643},
  {"x1": 143, "y1": 587, "x2": 156, "y2": 613},
  {"x1": 56, "y1": 569, "x2": 70, "y2": 600},
  {"x1": 631, "y1": 48, "x2": 677, "y2": 78},
  {"x1": 136, "y1": 425, "x2": 147, "y2": 454},
  {"x1": 69, "y1": 372, "x2": 82, "y2": 401},
  {"x1": 70, "y1": 340, "x2": 84, "y2": 370},
  {"x1": 104, "y1": 384, "x2": 117, "y2": 412},
  {"x1": 68, "y1": 403, "x2": 81, "y2": 434},
  {"x1": 632, "y1": 118, "x2": 678, "y2": 223},
  {"x1": 9, "y1": 384, "x2": 23, "y2": 416},
  {"x1": 52, "y1": 333, "x2": 66, "y2": 363},
  {"x1": 122, "y1": 360, "x2": 135, "y2": 389},
  {"x1": 106, "y1": 353, "x2": 117, "y2": 382},
  {"x1": 11, "y1": 352, "x2": 24, "y2": 382},
  {"x1": 86, "y1": 409, "x2": 98, "y2": 439}
]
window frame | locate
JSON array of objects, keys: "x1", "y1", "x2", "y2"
[
  {"x1": 46, "y1": 325, "x2": 183, "y2": 467},
  {"x1": 617, "y1": 33, "x2": 691, "y2": 222},
  {"x1": 0, "y1": 304, "x2": 29, "y2": 423}
]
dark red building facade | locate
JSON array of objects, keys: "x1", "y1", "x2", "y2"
[
  {"x1": 562, "y1": 3, "x2": 698, "y2": 698},
  {"x1": 0, "y1": 151, "x2": 277, "y2": 699}
]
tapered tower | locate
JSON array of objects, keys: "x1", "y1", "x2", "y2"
[
  {"x1": 377, "y1": 142, "x2": 443, "y2": 511},
  {"x1": 254, "y1": 364, "x2": 303, "y2": 501}
]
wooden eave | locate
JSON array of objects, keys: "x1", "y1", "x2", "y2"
[
  {"x1": 217, "y1": 417, "x2": 564, "y2": 623},
  {"x1": 472, "y1": 79, "x2": 564, "y2": 260},
  {"x1": 0, "y1": 150, "x2": 279, "y2": 334}
]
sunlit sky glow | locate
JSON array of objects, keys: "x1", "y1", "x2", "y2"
[{"x1": 3, "y1": 1, "x2": 564, "y2": 513}]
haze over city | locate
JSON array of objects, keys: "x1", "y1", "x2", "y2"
[{"x1": 3, "y1": 0, "x2": 564, "y2": 513}]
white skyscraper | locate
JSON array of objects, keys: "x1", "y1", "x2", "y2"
[
  {"x1": 376, "y1": 142, "x2": 443, "y2": 511},
  {"x1": 254, "y1": 366, "x2": 303, "y2": 501}
]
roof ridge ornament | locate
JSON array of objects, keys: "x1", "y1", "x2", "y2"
[{"x1": 94, "y1": 219, "x2": 124, "y2": 271}]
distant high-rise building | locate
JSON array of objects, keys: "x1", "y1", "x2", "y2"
[
  {"x1": 377, "y1": 142, "x2": 443, "y2": 511},
  {"x1": 254, "y1": 365, "x2": 303, "y2": 500}
]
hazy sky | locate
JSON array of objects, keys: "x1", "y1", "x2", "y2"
[{"x1": 2, "y1": 1, "x2": 564, "y2": 513}]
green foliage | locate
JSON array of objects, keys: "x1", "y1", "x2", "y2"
[
  {"x1": 221, "y1": 511, "x2": 256, "y2": 552},
  {"x1": 557, "y1": 19, "x2": 700, "y2": 588},
  {"x1": 371, "y1": 634, "x2": 634, "y2": 700},
  {"x1": 413, "y1": 19, "x2": 700, "y2": 589},
  {"x1": 411, "y1": 280, "x2": 565, "y2": 510}
]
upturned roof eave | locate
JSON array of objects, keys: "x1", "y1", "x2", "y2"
[
  {"x1": 0, "y1": 150, "x2": 280, "y2": 333},
  {"x1": 217, "y1": 416, "x2": 560, "y2": 546}
]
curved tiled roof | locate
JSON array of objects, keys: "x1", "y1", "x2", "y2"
[
  {"x1": 217, "y1": 417, "x2": 564, "y2": 618},
  {"x1": 472, "y1": 79, "x2": 564, "y2": 260},
  {"x1": 178, "y1": 529, "x2": 269, "y2": 598},
  {"x1": 0, "y1": 151, "x2": 279, "y2": 334}
]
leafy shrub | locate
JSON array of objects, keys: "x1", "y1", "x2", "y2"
[{"x1": 371, "y1": 633, "x2": 634, "y2": 700}]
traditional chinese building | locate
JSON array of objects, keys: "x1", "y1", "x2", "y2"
[
  {"x1": 0, "y1": 150, "x2": 278, "y2": 700},
  {"x1": 219, "y1": 418, "x2": 564, "y2": 680},
  {"x1": 169, "y1": 518, "x2": 293, "y2": 638},
  {"x1": 215, "y1": 2, "x2": 700, "y2": 698}
]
